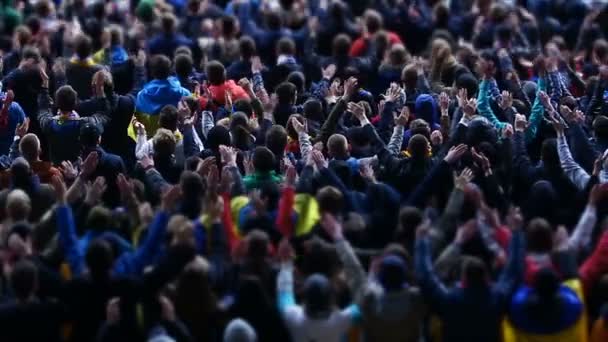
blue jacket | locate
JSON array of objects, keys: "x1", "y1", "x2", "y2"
[
  {"x1": 415, "y1": 230, "x2": 525, "y2": 342},
  {"x1": 0, "y1": 100, "x2": 25, "y2": 155},
  {"x1": 57, "y1": 205, "x2": 170, "y2": 276}
]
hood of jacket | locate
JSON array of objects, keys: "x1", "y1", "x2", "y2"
[
  {"x1": 414, "y1": 94, "x2": 438, "y2": 126},
  {"x1": 136, "y1": 77, "x2": 189, "y2": 115}
]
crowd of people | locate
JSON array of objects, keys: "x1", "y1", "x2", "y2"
[{"x1": 4, "y1": 0, "x2": 608, "y2": 341}]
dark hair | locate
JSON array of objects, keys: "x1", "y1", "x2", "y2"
[
  {"x1": 233, "y1": 99, "x2": 253, "y2": 117},
  {"x1": 541, "y1": 138, "x2": 559, "y2": 169},
  {"x1": 265, "y1": 125, "x2": 288, "y2": 157},
  {"x1": 332, "y1": 34, "x2": 351, "y2": 57},
  {"x1": 159, "y1": 105, "x2": 179, "y2": 131},
  {"x1": 364, "y1": 10, "x2": 383, "y2": 34},
  {"x1": 239, "y1": 36, "x2": 257, "y2": 60},
  {"x1": 408, "y1": 134, "x2": 429, "y2": 158},
  {"x1": 252, "y1": 146, "x2": 276, "y2": 174},
  {"x1": 161, "y1": 12, "x2": 177, "y2": 33},
  {"x1": 21, "y1": 46, "x2": 41, "y2": 62},
  {"x1": 74, "y1": 34, "x2": 93, "y2": 59},
  {"x1": 316, "y1": 186, "x2": 344, "y2": 214},
  {"x1": 221, "y1": 15, "x2": 237, "y2": 37},
  {"x1": 265, "y1": 11, "x2": 282, "y2": 30},
  {"x1": 593, "y1": 116, "x2": 608, "y2": 140},
  {"x1": 275, "y1": 82, "x2": 297, "y2": 104},
  {"x1": 527, "y1": 218, "x2": 553, "y2": 253},
  {"x1": 276, "y1": 37, "x2": 296, "y2": 56},
  {"x1": 55, "y1": 85, "x2": 78, "y2": 112},
  {"x1": 286, "y1": 71, "x2": 305, "y2": 93},
  {"x1": 175, "y1": 54, "x2": 193, "y2": 78},
  {"x1": 80, "y1": 123, "x2": 102, "y2": 148},
  {"x1": 180, "y1": 171, "x2": 205, "y2": 219},
  {"x1": 205, "y1": 60, "x2": 226, "y2": 86},
  {"x1": 303, "y1": 99, "x2": 323, "y2": 121},
  {"x1": 10, "y1": 260, "x2": 38, "y2": 301},
  {"x1": 85, "y1": 239, "x2": 114, "y2": 280},
  {"x1": 150, "y1": 55, "x2": 172, "y2": 79}
]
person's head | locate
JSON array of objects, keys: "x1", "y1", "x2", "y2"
[
  {"x1": 6, "y1": 189, "x2": 31, "y2": 222},
  {"x1": 455, "y1": 73, "x2": 479, "y2": 98},
  {"x1": 326, "y1": 134, "x2": 347, "y2": 159},
  {"x1": 276, "y1": 37, "x2": 296, "y2": 57},
  {"x1": 233, "y1": 99, "x2": 253, "y2": 117},
  {"x1": 159, "y1": 105, "x2": 179, "y2": 131},
  {"x1": 265, "y1": 125, "x2": 288, "y2": 157},
  {"x1": 378, "y1": 255, "x2": 407, "y2": 292},
  {"x1": 332, "y1": 34, "x2": 351, "y2": 57},
  {"x1": 477, "y1": 50, "x2": 499, "y2": 77},
  {"x1": 223, "y1": 318, "x2": 257, "y2": 342},
  {"x1": 205, "y1": 60, "x2": 226, "y2": 86},
  {"x1": 239, "y1": 36, "x2": 256, "y2": 60},
  {"x1": 55, "y1": 85, "x2": 78, "y2": 113},
  {"x1": 10, "y1": 260, "x2": 38, "y2": 302},
  {"x1": 593, "y1": 39, "x2": 608, "y2": 65},
  {"x1": 175, "y1": 257, "x2": 216, "y2": 329},
  {"x1": 286, "y1": 71, "x2": 305, "y2": 94},
  {"x1": 407, "y1": 134, "x2": 430, "y2": 159},
  {"x1": 275, "y1": 82, "x2": 297, "y2": 105},
  {"x1": 303, "y1": 273, "x2": 332, "y2": 318},
  {"x1": 252, "y1": 146, "x2": 276, "y2": 174},
  {"x1": 92, "y1": 69, "x2": 114, "y2": 96},
  {"x1": 85, "y1": 239, "x2": 114, "y2": 280},
  {"x1": 316, "y1": 186, "x2": 343, "y2": 215},
  {"x1": 401, "y1": 63, "x2": 419, "y2": 90},
  {"x1": 220, "y1": 15, "x2": 238, "y2": 37},
  {"x1": 150, "y1": 55, "x2": 172, "y2": 79},
  {"x1": 462, "y1": 256, "x2": 487, "y2": 287},
  {"x1": 387, "y1": 43, "x2": 409, "y2": 67},
  {"x1": 175, "y1": 54, "x2": 193, "y2": 79},
  {"x1": 175, "y1": 46, "x2": 192, "y2": 57},
  {"x1": 303, "y1": 99, "x2": 323, "y2": 122},
  {"x1": 13, "y1": 25, "x2": 32, "y2": 49},
  {"x1": 74, "y1": 33, "x2": 93, "y2": 59},
  {"x1": 80, "y1": 123, "x2": 102, "y2": 149},
  {"x1": 161, "y1": 12, "x2": 178, "y2": 34},
  {"x1": 153, "y1": 128, "x2": 177, "y2": 158},
  {"x1": 526, "y1": 218, "x2": 553, "y2": 253},
  {"x1": 265, "y1": 11, "x2": 283, "y2": 31},
  {"x1": 18, "y1": 134, "x2": 41, "y2": 161},
  {"x1": 86, "y1": 205, "x2": 113, "y2": 232},
  {"x1": 180, "y1": 171, "x2": 205, "y2": 199},
  {"x1": 430, "y1": 38, "x2": 453, "y2": 66},
  {"x1": 364, "y1": 9, "x2": 383, "y2": 34},
  {"x1": 593, "y1": 116, "x2": 608, "y2": 141},
  {"x1": 396, "y1": 206, "x2": 423, "y2": 243},
  {"x1": 108, "y1": 24, "x2": 123, "y2": 46}
]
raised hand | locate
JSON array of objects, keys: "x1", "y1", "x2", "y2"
[
  {"x1": 444, "y1": 144, "x2": 468, "y2": 165},
  {"x1": 439, "y1": 92, "x2": 450, "y2": 115},
  {"x1": 196, "y1": 156, "x2": 216, "y2": 178},
  {"x1": 251, "y1": 56, "x2": 263, "y2": 74},
  {"x1": 161, "y1": 185, "x2": 182, "y2": 212},
  {"x1": 311, "y1": 149, "x2": 328, "y2": 169},
  {"x1": 81, "y1": 151, "x2": 99, "y2": 178},
  {"x1": 322, "y1": 64, "x2": 337, "y2": 80},
  {"x1": 219, "y1": 166, "x2": 234, "y2": 194},
  {"x1": 514, "y1": 114, "x2": 529, "y2": 132},
  {"x1": 15, "y1": 117, "x2": 30, "y2": 138},
  {"x1": 498, "y1": 91, "x2": 513, "y2": 110},
  {"x1": 238, "y1": 78, "x2": 254, "y2": 96},
  {"x1": 455, "y1": 219, "x2": 477, "y2": 244},
  {"x1": 51, "y1": 175, "x2": 67, "y2": 204},
  {"x1": 471, "y1": 147, "x2": 491, "y2": 174},
  {"x1": 454, "y1": 167, "x2": 474, "y2": 190},
  {"x1": 456, "y1": 88, "x2": 468, "y2": 108},
  {"x1": 359, "y1": 163, "x2": 376, "y2": 183},
  {"x1": 462, "y1": 98, "x2": 477, "y2": 119},
  {"x1": 290, "y1": 116, "x2": 307, "y2": 135},
  {"x1": 347, "y1": 101, "x2": 367, "y2": 125},
  {"x1": 395, "y1": 106, "x2": 410, "y2": 126},
  {"x1": 60, "y1": 160, "x2": 78, "y2": 181},
  {"x1": 383, "y1": 83, "x2": 401, "y2": 103},
  {"x1": 505, "y1": 206, "x2": 523, "y2": 231},
  {"x1": 430, "y1": 130, "x2": 443, "y2": 146},
  {"x1": 134, "y1": 50, "x2": 146, "y2": 68},
  {"x1": 85, "y1": 176, "x2": 107, "y2": 205},
  {"x1": 343, "y1": 77, "x2": 358, "y2": 99},
  {"x1": 219, "y1": 145, "x2": 237, "y2": 167}
]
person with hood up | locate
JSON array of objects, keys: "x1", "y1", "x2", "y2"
[
  {"x1": 402, "y1": 94, "x2": 441, "y2": 148},
  {"x1": 128, "y1": 55, "x2": 190, "y2": 140}
]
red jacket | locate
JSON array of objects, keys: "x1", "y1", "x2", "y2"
[
  {"x1": 580, "y1": 230, "x2": 608, "y2": 297},
  {"x1": 208, "y1": 80, "x2": 250, "y2": 105},
  {"x1": 349, "y1": 32, "x2": 403, "y2": 57}
]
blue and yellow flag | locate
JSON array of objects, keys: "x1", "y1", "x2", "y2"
[{"x1": 128, "y1": 77, "x2": 190, "y2": 140}]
